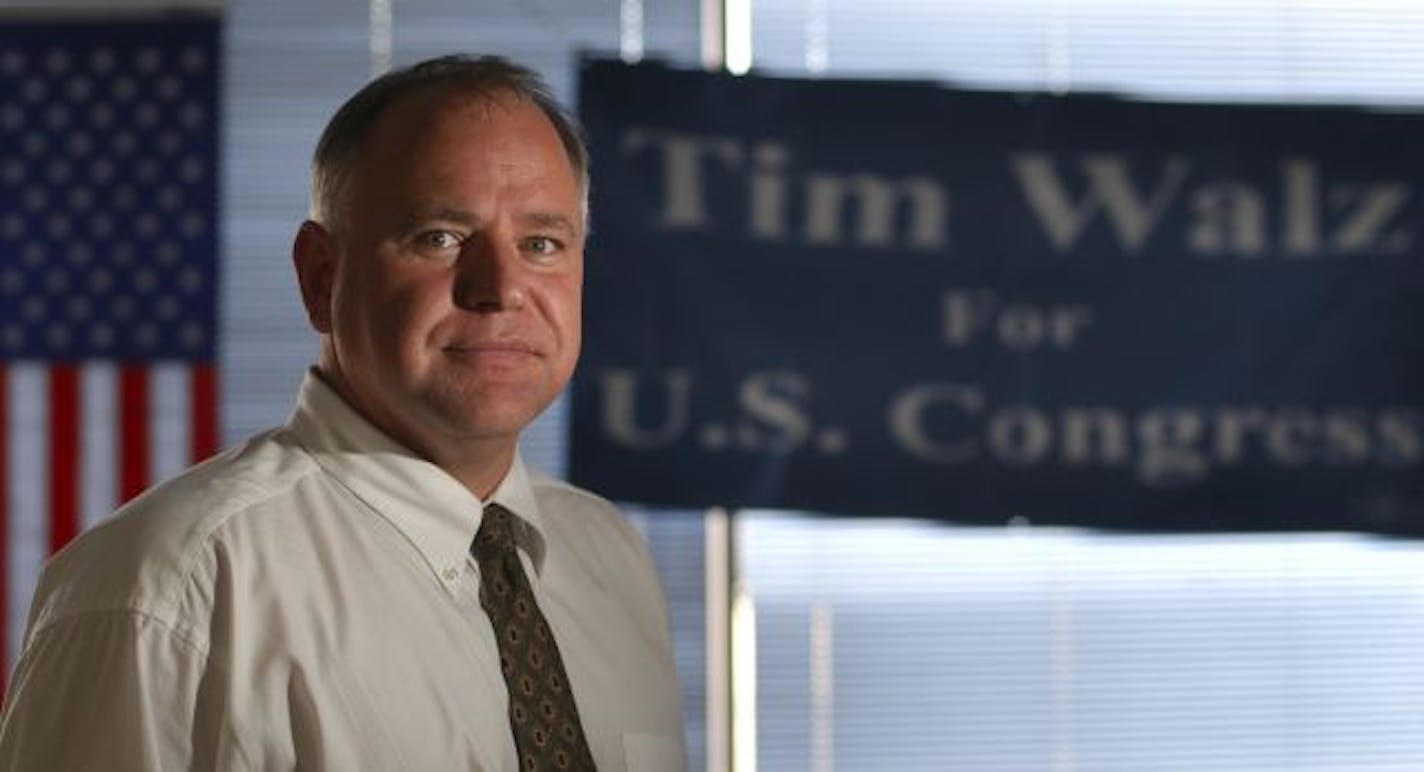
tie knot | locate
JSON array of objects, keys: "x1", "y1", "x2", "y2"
[{"x1": 474, "y1": 504, "x2": 518, "y2": 558}]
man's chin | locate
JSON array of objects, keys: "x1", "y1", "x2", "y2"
[{"x1": 425, "y1": 404, "x2": 548, "y2": 444}]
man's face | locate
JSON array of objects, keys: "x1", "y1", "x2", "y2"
[{"x1": 300, "y1": 89, "x2": 584, "y2": 459}]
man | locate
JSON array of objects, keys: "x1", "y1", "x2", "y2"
[{"x1": 0, "y1": 55, "x2": 686, "y2": 770}]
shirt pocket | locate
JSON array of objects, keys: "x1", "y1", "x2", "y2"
[{"x1": 621, "y1": 732, "x2": 685, "y2": 772}]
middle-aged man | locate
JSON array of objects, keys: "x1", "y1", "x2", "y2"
[{"x1": 0, "y1": 55, "x2": 686, "y2": 770}]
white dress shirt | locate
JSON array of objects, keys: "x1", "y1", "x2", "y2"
[{"x1": 0, "y1": 372, "x2": 686, "y2": 771}]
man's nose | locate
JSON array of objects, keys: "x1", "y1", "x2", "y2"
[{"x1": 453, "y1": 235, "x2": 525, "y2": 312}]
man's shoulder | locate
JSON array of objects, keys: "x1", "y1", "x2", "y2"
[
  {"x1": 27, "y1": 426, "x2": 320, "y2": 634},
  {"x1": 525, "y1": 468, "x2": 655, "y2": 562},
  {"x1": 526, "y1": 467, "x2": 620, "y2": 517},
  {"x1": 526, "y1": 468, "x2": 633, "y2": 539}
]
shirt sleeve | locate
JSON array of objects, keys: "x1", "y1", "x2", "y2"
[{"x1": 0, "y1": 609, "x2": 235, "y2": 769}]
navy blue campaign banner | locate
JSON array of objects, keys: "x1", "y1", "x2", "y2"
[{"x1": 570, "y1": 59, "x2": 1424, "y2": 534}]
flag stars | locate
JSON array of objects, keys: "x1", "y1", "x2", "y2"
[
  {"x1": 156, "y1": 242, "x2": 181, "y2": 265},
  {"x1": 179, "y1": 157, "x2": 204, "y2": 182},
  {"x1": 181, "y1": 213, "x2": 206, "y2": 238},
  {"x1": 134, "y1": 268, "x2": 158, "y2": 293},
  {"x1": 44, "y1": 269, "x2": 69, "y2": 294},
  {"x1": 44, "y1": 213, "x2": 71, "y2": 239},
  {"x1": 89, "y1": 269, "x2": 113, "y2": 293},
  {"x1": 1, "y1": 104, "x2": 22, "y2": 131},
  {"x1": 156, "y1": 186, "x2": 182, "y2": 211},
  {"x1": 1, "y1": 268, "x2": 22, "y2": 293},
  {"x1": 89, "y1": 103, "x2": 114, "y2": 129},
  {"x1": 180, "y1": 46, "x2": 206, "y2": 72},
  {"x1": 90, "y1": 323, "x2": 114, "y2": 349},
  {"x1": 46, "y1": 325, "x2": 71, "y2": 349},
  {"x1": 178, "y1": 267, "x2": 203, "y2": 292},
  {"x1": 22, "y1": 77, "x2": 47, "y2": 101},
  {"x1": 89, "y1": 48, "x2": 115, "y2": 73},
  {"x1": 179, "y1": 102, "x2": 205, "y2": 129},
  {"x1": 45, "y1": 159, "x2": 70, "y2": 184},
  {"x1": 112, "y1": 132, "x2": 137, "y2": 157},
  {"x1": 67, "y1": 132, "x2": 94, "y2": 157},
  {"x1": 88, "y1": 213, "x2": 115, "y2": 238},
  {"x1": 0, "y1": 49, "x2": 24, "y2": 75},
  {"x1": 44, "y1": 49, "x2": 71, "y2": 74},
  {"x1": 89, "y1": 159, "x2": 115, "y2": 183},
  {"x1": 66, "y1": 296, "x2": 91, "y2": 321},
  {"x1": 136, "y1": 159, "x2": 159, "y2": 183},
  {"x1": 157, "y1": 76, "x2": 181, "y2": 101},
  {"x1": 24, "y1": 187, "x2": 49, "y2": 211},
  {"x1": 2, "y1": 325, "x2": 23, "y2": 351},
  {"x1": 67, "y1": 187, "x2": 94, "y2": 212},
  {"x1": 1, "y1": 35, "x2": 216, "y2": 361},
  {"x1": 111, "y1": 296, "x2": 135, "y2": 321},
  {"x1": 22, "y1": 133, "x2": 47, "y2": 157},
  {"x1": 22, "y1": 297, "x2": 46, "y2": 322},
  {"x1": 135, "y1": 213, "x2": 160, "y2": 238},
  {"x1": 157, "y1": 131, "x2": 181, "y2": 156},
  {"x1": 154, "y1": 297, "x2": 179, "y2": 321},
  {"x1": 134, "y1": 102, "x2": 159, "y2": 129},
  {"x1": 135, "y1": 48, "x2": 161, "y2": 73},
  {"x1": 113, "y1": 186, "x2": 137, "y2": 211},
  {"x1": 2, "y1": 160, "x2": 24, "y2": 186},
  {"x1": 44, "y1": 104, "x2": 69, "y2": 129},
  {"x1": 112, "y1": 76, "x2": 136, "y2": 101},
  {"x1": 65, "y1": 75, "x2": 92, "y2": 102},
  {"x1": 135, "y1": 323, "x2": 158, "y2": 349}
]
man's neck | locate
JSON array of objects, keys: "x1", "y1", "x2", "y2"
[
  {"x1": 312, "y1": 365, "x2": 517, "y2": 501},
  {"x1": 425, "y1": 441, "x2": 517, "y2": 501}
]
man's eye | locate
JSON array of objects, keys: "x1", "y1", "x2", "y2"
[
  {"x1": 522, "y1": 236, "x2": 561, "y2": 256},
  {"x1": 416, "y1": 231, "x2": 461, "y2": 251}
]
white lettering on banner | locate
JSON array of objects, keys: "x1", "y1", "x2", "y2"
[
  {"x1": 620, "y1": 128, "x2": 950, "y2": 251},
  {"x1": 1190, "y1": 181, "x2": 1269, "y2": 256},
  {"x1": 621, "y1": 129, "x2": 742, "y2": 229},
  {"x1": 1331, "y1": 182, "x2": 1412, "y2": 253},
  {"x1": 737, "y1": 370, "x2": 814, "y2": 451},
  {"x1": 887, "y1": 383, "x2": 984, "y2": 463},
  {"x1": 600, "y1": 369, "x2": 694, "y2": 449},
  {"x1": 803, "y1": 174, "x2": 948, "y2": 249},
  {"x1": 592, "y1": 371, "x2": 1423, "y2": 484},
  {"x1": 885, "y1": 383, "x2": 1424, "y2": 486},
  {"x1": 621, "y1": 128, "x2": 1415, "y2": 258},
  {"x1": 1013, "y1": 155, "x2": 1414, "y2": 257},
  {"x1": 941, "y1": 290, "x2": 1094, "y2": 350},
  {"x1": 1010, "y1": 154, "x2": 1190, "y2": 253},
  {"x1": 600, "y1": 369, "x2": 847, "y2": 455}
]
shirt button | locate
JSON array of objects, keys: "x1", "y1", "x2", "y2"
[{"x1": 442, "y1": 567, "x2": 459, "y2": 583}]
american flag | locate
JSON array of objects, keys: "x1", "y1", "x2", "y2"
[{"x1": 0, "y1": 16, "x2": 221, "y2": 690}]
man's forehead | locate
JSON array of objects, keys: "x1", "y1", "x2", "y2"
[
  {"x1": 375, "y1": 84, "x2": 533, "y2": 138},
  {"x1": 392, "y1": 204, "x2": 583, "y2": 236}
]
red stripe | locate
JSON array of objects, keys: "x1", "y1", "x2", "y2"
[
  {"x1": 191, "y1": 364, "x2": 218, "y2": 462},
  {"x1": 49, "y1": 366, "x2": 80, "y2": 554},
  {"x1": 119, "y1": 365, "x2": 150, "y2": 504},
  {"x1": 0, "y1": 366, "x2": 9, "y2": 698}
]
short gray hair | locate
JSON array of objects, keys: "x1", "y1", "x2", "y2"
[{"x1": 308, "y1": 54, "x2": 588, "y2": 227}]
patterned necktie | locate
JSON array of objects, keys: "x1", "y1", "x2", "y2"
[{"x1": 472, "y1": 504, "x2": 598, "y2": 772}]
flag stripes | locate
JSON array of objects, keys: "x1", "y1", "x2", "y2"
[
  {"x1": 1, "y1": 362, "x2": 219, "y2": 684},
  {"x1": 0, "y1": 16, "x2": 222, "y2": 693},
  {"x1": 46, "y1": 366, "x2": 78, "y2": 556}
]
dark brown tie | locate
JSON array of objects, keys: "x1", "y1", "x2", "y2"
[{"x1": 472, "y1": 504, "x2": 597, "y2": 771}]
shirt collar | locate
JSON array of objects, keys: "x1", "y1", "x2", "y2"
[
  {"x1": 485, "y1": 453, "x2": 549, "y2": 573},
  {"x1": 285, "y1": 371, "x2": 551, "y2": 593}
]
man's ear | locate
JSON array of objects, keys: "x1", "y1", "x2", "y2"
[{"x1": 293, "y1": 220, "x2": 337, "y2": 333}]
